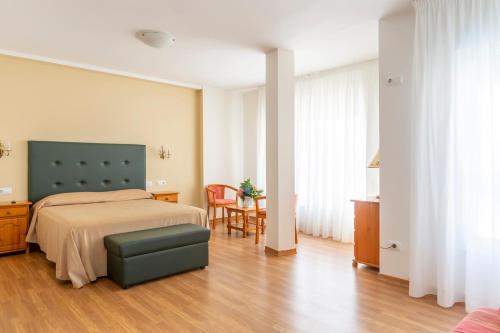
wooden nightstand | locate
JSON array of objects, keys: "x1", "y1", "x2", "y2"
[
  {"x1": 0, "y1": 201, "x2": 31, "y2": 255},
  {"x1": 151, "y1": 191, "x2": 179, "y2": 203}
]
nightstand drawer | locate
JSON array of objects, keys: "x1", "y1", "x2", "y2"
[
  {"x1": 0, "y1": 206, "x2": 28, "y2": 218},
  {"x1": 157, "y1": 194, "x2": 178, "y2": 203},
  {"x1": 151, "y1": 191, "x2": 180, "y2": 204}
]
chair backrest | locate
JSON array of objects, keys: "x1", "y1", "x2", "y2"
[
  {"x1": 255, "y1": 196, "x2": 266, "y2": 215},
  {"x1": 206, "y1": 184, "x2": 226, "y2": 203},
  {"x1": 254, "y1": 194, "x2": 298, "y2": 215}
]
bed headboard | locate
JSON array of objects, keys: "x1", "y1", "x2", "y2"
[{"x1": 28, "y1": 141, "x2": 146, "y2": 203}]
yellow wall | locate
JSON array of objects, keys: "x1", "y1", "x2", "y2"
[{"x1": 0, "y1": 54, "x2": 203, "y2": 207}]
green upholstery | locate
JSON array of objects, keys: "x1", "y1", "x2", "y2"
[
  {"x1": 107, "y1": 243, "x2": 208, "y2": 289},
  {"x1": 105, "y1": 224, "x2": 210, "y2": 258},
  {"x1": 28, "y1": 141, "x2": 146, "y2": 203},
  {"x1": 104, "y1": 224, "x2": 210, "y2": 288}
]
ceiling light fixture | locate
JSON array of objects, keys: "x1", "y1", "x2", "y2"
[{"x1": 136, "y1": 30, "x2": 175, "y2": 48}]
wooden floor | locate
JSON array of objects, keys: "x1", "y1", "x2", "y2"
[{"x1": 0, "y1": 223, "x2": 465, "y2": 333}]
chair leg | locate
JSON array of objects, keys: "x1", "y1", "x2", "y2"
[
  {"x1": 222, "y1": 206, "x2": 225, "y2": 226},
  {"x1": 212, "y1": 205, "x2": 217, "y2": 229},
  {"x1": 235, "y1": 213, "x2": 239, "y2": 233},
  {"x1": 255, "y1": 216, "x2": 260, "y2": 244},
  {"x1": 261, "y1": 218, "x2": 266, "y2": 234}
]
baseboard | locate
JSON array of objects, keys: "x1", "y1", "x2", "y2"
[
  {"x1": 265, "y1": 246, "x2": 297, "y2": 257},
  {"x1": 378, "y1": 273, "x2": 409, "y2": 286}
]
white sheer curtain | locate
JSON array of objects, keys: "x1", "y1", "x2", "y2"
[
  {"x1": 295, "y1": 62, "x2": 376, "y2": 242},
  {"x1": 410, "y1": 0, "x2": 500, "y2": 312},
  {"x1": 256, "y1": 87, "x2": 266, "y2": 191}
]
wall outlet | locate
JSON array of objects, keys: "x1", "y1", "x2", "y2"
[
  {"x1": 157, "y1": 180, "x2": 167, "y2": 186},
  {"x1": 146, "y1": 180, "x2": 153, "y2": 188},
  {"x1": 0, "y1": 187, "x2": 13, "y2": 196},
  {"x1": 384, "y1": 76, "x2": 404, "y2": 87},
  {"x1": 387, "y1": 240, "x2": 402, "y2": 250}
]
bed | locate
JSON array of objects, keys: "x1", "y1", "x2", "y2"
[{"x1": 26, "y1": 141, "x2": 207, "y2": 288}]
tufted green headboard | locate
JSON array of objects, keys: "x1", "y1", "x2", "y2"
[{"x1": 28, "y1": 141, "x2": 146, "y2": 203}]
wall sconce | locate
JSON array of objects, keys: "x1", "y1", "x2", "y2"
[
  {"x1": 159, "y1": 145, "x2": 171, "y2": 160},
  {"x1": 0, "y1": 140, "x2": 11, "y2": 159}
]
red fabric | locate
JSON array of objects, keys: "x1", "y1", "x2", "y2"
[
  {"x1": 454, "y1": 308, "x2": 500, "y2": 333},
  {"x1": 215, "y1": 198, "x2": 235, "y2": 205},
  {"x1": 213, "y1": 186, "x2": 225, "y2": 199},
  {"x1": 207, "y1": 185, "x2": 223, "y2": 203},
  {"x1": 208, "y1": 185, "x2": 233, "y2": 205}
]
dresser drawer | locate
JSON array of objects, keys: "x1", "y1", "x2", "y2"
[
  {"x1": 0, "y1": 206, "x2": 28, "y2": 218},
  {"x1": 157, "y1": 194, "x2": 178, "y2": 203}
]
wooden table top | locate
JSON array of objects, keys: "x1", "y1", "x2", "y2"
[
  {"x1": 0, "y1": 200, "x2": 32, "y2": 207},
  {"x1": 225, "y1": 204, "x2": 256, "y2": 212},
  {"x1": 351, "y1": 197, "x2": 379, "y2": 203}
]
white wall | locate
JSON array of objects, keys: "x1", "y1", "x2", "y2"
[
  {"x1": 365, "y1": 63, "x2": 380, "y2": 197},
  {"x1": 242, "y1": 89, "x2": 259, "y2": 183},
  {"x1": 202, "y1": 86, "x2": 243, "y2": 212},
  {"x1": 379, "y1": 10, "x2": 415, "y2": 280}
]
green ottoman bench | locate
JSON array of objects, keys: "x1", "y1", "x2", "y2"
[{"x1": 104, "y1": 223, "x2": 210, "y2": 288}]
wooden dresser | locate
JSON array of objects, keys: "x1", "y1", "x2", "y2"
[
  {"x1": 0, "y1": 201, "x2": 31, "y2": 254},
  {"x1": 352, "y1": 198, "x2": 379, "y2": 268},
  {"x1": 151, "y1": 191, "x2": 179, "y2": 203}
]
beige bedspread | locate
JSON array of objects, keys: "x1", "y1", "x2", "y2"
[{"x1": 26, "y1": 190, "x2": 208, "y2": 288}]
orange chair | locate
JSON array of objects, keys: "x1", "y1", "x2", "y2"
[
  {"x1": 254, "y1": 195, "x2": 298, "y2": 244},
  {"x1": 206, "y1": 184, "x2": 238, "y2": 229}
]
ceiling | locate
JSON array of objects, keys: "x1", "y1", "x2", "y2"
[{"x1": 0, "y1": 0, "x2": 411, "y2": 89}]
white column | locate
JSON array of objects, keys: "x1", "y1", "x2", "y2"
[{"x1": 265, "y1": 49, "x2": 296, "y2": 255}]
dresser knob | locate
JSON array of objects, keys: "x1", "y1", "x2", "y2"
[{"x1": 6, "y1": 211, "x2": 11, "y2": 215}]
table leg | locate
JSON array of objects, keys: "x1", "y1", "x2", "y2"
[
  {"x1": 227, "y1": 211, "x2": 232, "y2": 235},
  {"x1": 243, "y1": 212, "x2": 248, "y2": 238},
  {"x1": 236, "y1": 213, "x2": 239, "y2": 235}
]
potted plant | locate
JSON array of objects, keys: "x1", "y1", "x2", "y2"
[{"x1": 237, "y1": 179, "x2": 264, "y2": 208}]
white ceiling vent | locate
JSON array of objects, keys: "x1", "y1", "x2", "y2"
[{"x1": 136, "y1": 30, "x2": 175, "y2": 48}]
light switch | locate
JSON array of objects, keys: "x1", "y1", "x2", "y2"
[{"x1": 0, "y1": 187, "x2": 13, "y2": 195}]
